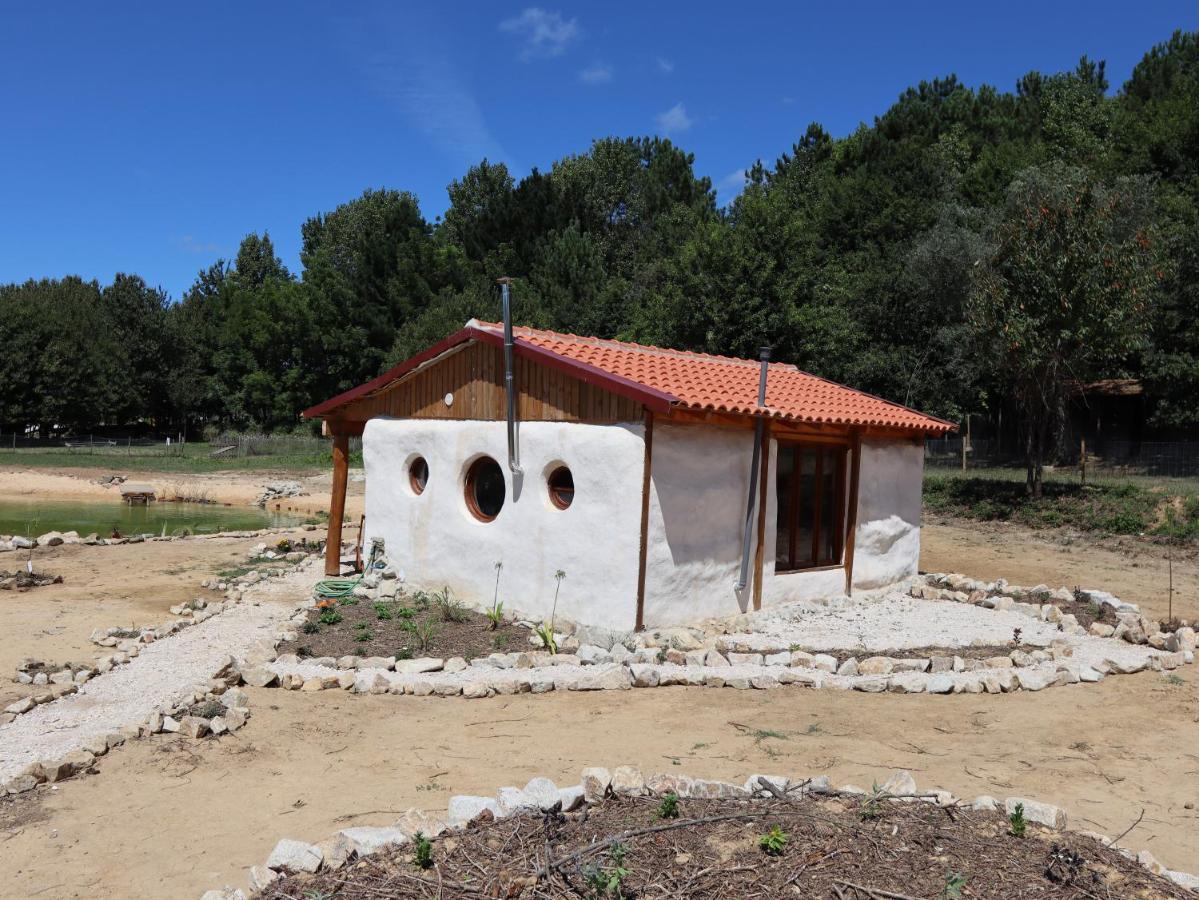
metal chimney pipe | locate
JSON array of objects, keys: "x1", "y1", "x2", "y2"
[
  {"x1": 735, "y1": 346, "x2": 771, "y2": 592},
  {"x1": 499, "y1": 278, "x2": 522, "y2": 474}
]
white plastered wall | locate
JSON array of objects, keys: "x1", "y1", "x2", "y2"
[
  {"x1": 362, "y1": 418, "x2": 645, "y2": 631},
  {"x1": 642, "y1": 426, "x2": 924, "y2": 627}
]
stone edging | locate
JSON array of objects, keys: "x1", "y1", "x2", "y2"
[
  {"x1": 0, "y1": 524, "x2": 319, "y2": 553},
  {"x1": 197, "y1": 764, "x2": 1199, "y2": 899}
]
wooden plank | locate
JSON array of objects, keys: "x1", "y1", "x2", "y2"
[
  {"x1": 843, "y1": 430, "x2": 863, "y2": 595},
  {"x1": 752, "y1": 423, "x2": 771, "y2": 612},
  {"x1": 635, "y1": 409, "x2": 655, "y2": 632},
  {"x1": 325, "y1": 432, "x2": 350, "y2": 576}
]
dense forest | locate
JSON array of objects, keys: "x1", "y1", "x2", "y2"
[{"x1": 2, "y1": 32, "x2": 1196, "y2": 468}]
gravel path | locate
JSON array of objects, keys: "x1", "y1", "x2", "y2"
[
  {"x1": 0, "y1": 570, "x2": 309, "y2": 783},
  {"x1": 733, "y1": 594, "x2": 1065, "y2": 651}
]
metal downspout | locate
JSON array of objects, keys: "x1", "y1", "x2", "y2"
[
  {"x1": 735, "y1": 347, "x2": 771, "y2": 591},
  {"x1": 499, "y1": 278, "x2": 522, "y2": 475}
]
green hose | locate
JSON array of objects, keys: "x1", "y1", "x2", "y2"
[
  {"x1": 313, "y1": 537, "x2": 385, "y2": 601},
  {"x1": 313, "y1": 576, "x2": 362, "y2": 600}
]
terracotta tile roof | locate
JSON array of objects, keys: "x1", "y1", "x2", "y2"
[{"x1": 471, "y1": 321, "x2": 954, "y2": 434}]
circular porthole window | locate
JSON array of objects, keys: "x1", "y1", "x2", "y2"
[
  {"x1": 409, "y1": 456, "x2": 429, "y2": 495},
  {"x1": 547, "y1": 465, "x2": 574, "y2": 510},
  {"x1": 465, "y1": 456, "x2": 506, "y2": 522}
]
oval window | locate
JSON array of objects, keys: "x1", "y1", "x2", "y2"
[
  {"x1": 465, "y1": 456, "x2": 506, "y2": 522},
  {"x1": 409, "y1": 457, "x2": 429, "y2": 495},
  {"x1": 547, "y1": 466, "x2": 574, "y2": 510}
]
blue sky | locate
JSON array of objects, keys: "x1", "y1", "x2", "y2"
[{"x1": 2, "y1": 1, "x2": 1195, "y2": 299}]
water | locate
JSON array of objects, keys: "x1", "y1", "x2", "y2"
[{"x1": 0, "y1": 498, "x2": 305, "y2": 538}]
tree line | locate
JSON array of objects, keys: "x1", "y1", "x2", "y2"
[{"x1": 2, "y1": 31, "x2": 1196, "y2": 490}]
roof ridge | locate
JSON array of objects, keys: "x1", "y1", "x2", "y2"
[{"x1": 472, "y1": 320, "x2": 798, "y2": 370}]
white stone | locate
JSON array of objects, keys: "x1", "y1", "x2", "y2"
[
  {"x1": 446, "y1": 795, "x2": 499, "y2": 827},
  {"x1": 926, "y1": 674, "x2": 954, "y2": 694},
  {"x1": 339, "y1": 826, "x2": 409, "y2": 857},
  {"x1": 1004, "y1": 797, "x2": 1066, "y2": 829},
  {"x1": 266, "y1": 838, "x2": 323, "y2": 873},
  {"x1": 611, "y1": 765, "x2": 645, "y2": 796},
  {"x1": 581, "y1": 767, "x2": 612, "y2": 803}
]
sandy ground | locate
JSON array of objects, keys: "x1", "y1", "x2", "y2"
[
  {"x1": 0, "y1": 516, "x2": 1197, "y2": 898},
  {"x1": 921, "y1": 518, "x2": 1199, "y2": 623},
  {"x1": 1, "y1": 674, "x2": 1197, "y2": 899},
  {"x1": 0, "y1": 466, "x2": 366, "y2": 522}
]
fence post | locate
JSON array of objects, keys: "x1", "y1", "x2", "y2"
[
  {"x1": 1080, "y1": 437, "x2": 1086, "y2": 485},
  {"x1": 960, "y1": 415, "x2": 969, "y2": 471}
]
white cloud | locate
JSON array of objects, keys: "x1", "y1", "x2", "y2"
[
  {"x1": 719, "y1": 168, "x2": 749, "y2": 200},
  {"x1": 655, "y1": 102, "x2": 693, "y2": 135},
  {"x1": 657, "y1": 57, "x2": 674, "y2": 74},
  {"x1": 499, "y1": 8, "x2": 580, "y2": 60},
  {"x1": 580, "y1": 62, "x2": 612, "y2": 84},
  {"x1": 177, "y1": 235, "x2": 220, "y2": 254}
]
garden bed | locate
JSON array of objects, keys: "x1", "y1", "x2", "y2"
[
  {"x1": 278, "y1": 589, "x2": 527, "y2": 661},
  {"x1": 261, "y1": 791, "x2": 1189, "y2": 899}
]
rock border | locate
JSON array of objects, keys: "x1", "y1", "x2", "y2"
[
  {"x1": 198, "y1": 764, "x2": 1199, "y2": 899},
  {"x1": 0, "y1": 523, "x2": 321, "y2": 554}
]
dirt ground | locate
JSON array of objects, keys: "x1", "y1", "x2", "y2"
[
  {"x1": 921, "y1": 517, "x2": 1199, "y2": 623},
  {"x1": 1, "y1": 515, "x2": 1198, "y2": 899}
]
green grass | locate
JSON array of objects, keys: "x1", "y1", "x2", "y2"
[
  {"x1": 924, "y1": 470, "x2": 1199, "y2": 539},
  {"x1": 0, "y1": 442, "x2": 362, "y2": 475}
]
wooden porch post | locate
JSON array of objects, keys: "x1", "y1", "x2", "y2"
[{"x1": 325, "y1": 431, "x2": 350, "y2": 576}]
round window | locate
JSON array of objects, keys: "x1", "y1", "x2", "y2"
[
  {"x1": 547, "y1": 466, "x2": 574, "y2": 510},
  {"x1": 409, "y1": 456, "x2": 429, "y2": 495},
  {"x1": 465, "y1": 456, "x2": 506, "y2": 522}
]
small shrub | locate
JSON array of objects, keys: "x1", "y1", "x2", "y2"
[
  {"x1": 582, "y1": 842, "x2": 629, "y2": 896},
  {"x1": 355, "y1": 628, "x2": 373, "y2": 643},
  {"x1": 413, "y1": 619, "x2": 439, "y2": 652},
  {"x1": 435, "y1": 589, "x2": 470, "y2": 623},
  {"x1": 412, "y1": 832, "x2": 433, "y2": 869},
  {"x1": 758, "y1": 825, "x2": 788, "y2": 856},
  {"x1": 318, "y1": 609, "x2": 343, "y2": 626},
  {"x1": 1009, "y1": 802, "x2": 1027, "y2": 837},
  {"x1": 395, "y1": 606, "x2": 415, "y2": 620},
  {"x1": 944, "y1": 871, "x2": 969, "y2": 899},
  {"x1": 859, "y1": 782, "x2": 883, "y2": 820},
  {"x1": 395, "y1": 647, "x2": 413, "y2": 660},
  {"x1": 485, "y1": 601, "x2": 505, "y2": 630},
  {"x1": 374, "y1": 602, "x2": 393, "y2": 620},
  {"x1": 337, "y1": 595, "x2": 359, "y2": 606},
  {"x1": 656, "y1": 792, "x2": 679, "y2": 819},
  {"x1": 301, "y1": 621, "x2": 320, "y2": 635},
  {"x1": 492, "y1": 632, "x2": 510, "y2": 650},
  {"x1": 534, "y1": 622, "x2": 558, "y2": 655}
]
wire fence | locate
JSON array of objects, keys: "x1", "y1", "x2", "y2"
[
  {"x1": 0, "y1": 430, "x2": 360, "y2": 460},
  {"x1": 925, "y1": 435, "x2": 1199, "y2": 480}
]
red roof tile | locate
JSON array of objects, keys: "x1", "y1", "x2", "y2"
[{"x1": 305, "y1": 320, "x2": 954, "y2": 434}]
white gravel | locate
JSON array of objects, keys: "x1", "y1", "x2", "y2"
[
  {"x1": 0, "y1": 568, "x2": 311, "y2": 783},
  {"x1": 732, "y1": 594, "x2": 1065, "y2": 652}
]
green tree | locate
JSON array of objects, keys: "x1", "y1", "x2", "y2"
[{"x1": 969, "y1": 164, "x2": 1161, "y2": 496}]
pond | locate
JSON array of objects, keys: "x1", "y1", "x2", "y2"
[{"x1": 0, "y1": 498, "x2": 308, "y2": 538}]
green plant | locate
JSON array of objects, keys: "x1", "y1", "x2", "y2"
[
  {"x1": 582, "y1": 842, "x2": 629, "y2": 897},
  {"x1": 535, "y1": 622, "x2": 558, "y2": 655},
  {"x1": 485, "y1": 601, "x2": 505, "y2": 630},
  {"x1": 656, "y1": 792, "x2": 679, "y2": 819},
  {"x1": 859, "y1": 782, "x2": 884, "y2": 821},
  {"x1": 1009, "y1": 802, "x2": 1027, "y2": 837},
  {"x1": 301, "y1": 621, "x2": 320, "y2": 634},
  {"x1": 944, "y1": 871, "x2": 969, "y2": 899},
  {"x1": 758, "y1": 825, "x2": 788, "y2": 856},
  {"x1": 1166, "y1": 672, "x2": 1185, "y2": 685},
  {"x1": 434, "y1": 588, "x2": 470, "y2": 623},
  {"x1": 374, "y1": 602, "x2": 393, "y2": 620},
  {"x1": 412, "y1": 832, "x2": 433, "y2": 869},
  {"x1": 395, "y1": 647, "x2": 413, "y2": 660},
  {"x1": 395, "y1": 606, "x2": 415, "y2": 620},
  {"x1": 337, "y1": 595, "x2": 358, "y2": 606},
  {"x1": 492, "y1": 632, "x2": 510, "y2": 650},
  {"x1": 355, "y1": 627, "x2": 373, "y2": 643},
  {"x1": 413, "y1": 619, "x2": 439, "y2": 652},
  {"x1": 318, "y1": 608, "x2": 343, "y2": 626}
]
